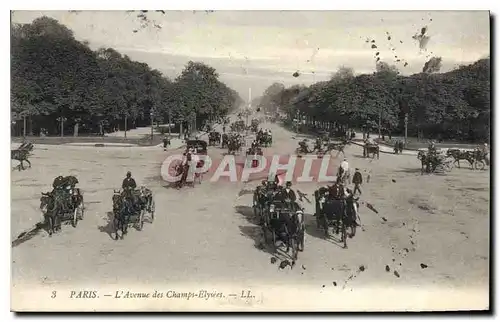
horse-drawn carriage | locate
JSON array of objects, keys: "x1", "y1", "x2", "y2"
[
  {"x1": 208, "y1": 131, "x2": 221, "y2": 146},
  {"x1": 446, "y1": 148, "x2": 488, "y2": 170},
  {"x1": 169, "y1": 140, "x2": 208, "y2": 188},
  {"x1": 230, "y1": 120, "x2": 246, "y2": 133},
  {"x1": 250, "y1": 119, "x2": 260, "y2": 133},
  {"x1": 111, "y1": 187, "x2": 155, "y2": 240},
  {"x1": 246, "y1": 146, "x2": 264, "y2": 168},
  {"x1": 227, "y1": 134, "x2": 244, "y2": 155},
  {"x1": 256, "y1": 131, "x2": 272, "y2": 147},
  {"x1": 253, "y1": 185, "x2": 305, "y2": 260},
  {"x1": 314, "y1": 185, "x2": 358, "y2": 249},
  {"x1": 363, "y1": 142, "x2": 380, "y2": 159},
  {"x1": 417, "y1": 150, "x2": 454, "y2": 174},
  {"x1": 261, "y1": 198, "x2": 304, "y2": 260},
  {"x1": 39, "y1": 176, "x2": 84, "y2": 236},
  {"x1": 11, "y1": 141, "x2": 34, "y2": 171}
]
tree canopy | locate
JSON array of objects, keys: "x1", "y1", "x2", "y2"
[
  {"x1": 257, "y1": 58, "x2": 490, "y2": 142},
  {"x1": 11, "y1": 16, "x2": 243, "y2": 135}
]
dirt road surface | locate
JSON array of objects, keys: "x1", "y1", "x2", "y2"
[{"x1": 11, "y1": 120, "x2": 490, "y2": 311}]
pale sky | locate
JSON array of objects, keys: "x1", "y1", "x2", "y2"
[{"x1": 11, "y1": 10, "x2": 490, "y2": 99}]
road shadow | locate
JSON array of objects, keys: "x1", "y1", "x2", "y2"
[
  {"x1": 238, "y1": 225, "x2": 296, "y2": 260},
  {"x1": 394, "y1": 167, "x2": 424, "y2": 174},
  {"x1": 12, "y1": 222, "x2": 45, "y2": 247},
  {"x1": 352, "y1": 154, "x2": 367, "y2": 159},
  {"x1": 98, "y1": 211, "x2": 115, "y2": 240},
  {"x1": 304, "y1": 214, "x2": 348, "y2": 249},
  {"x1": 234, "y1": 205, "x2": 258, "y2": 225}
]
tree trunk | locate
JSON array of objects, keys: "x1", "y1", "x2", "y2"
[{"x1": 29, "y1": 115, "x2": 33, "y2": 135}]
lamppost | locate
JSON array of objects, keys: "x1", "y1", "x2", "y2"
[
  {"x1": 57, "y1": 116, "x2": 67, "y2": 138},
  {"x1": 11, "y1": 120, "x2": 16, "y2": 137},
  {"x1": 124, "y1": 113, "x2": 128, "y2": 138},
  {"x1": 295, "y1": 110, "x2": 301, "y2": 134},
  {"x1": 398, "y1": 87, "x2": 409, "y2": 147},
  {"x1": 168, "y1": 108, "x2": 172, "y2": 137},
  {"x1": 150, "y1": 110, "x2": 154, "y2": 142}
]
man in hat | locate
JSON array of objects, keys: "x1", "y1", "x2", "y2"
[
  {"x1": 122, "y1": 171, "x2": 139, "y2": 208},
  {"x1": 314, "y1": 137, "x2": 323, "y2": 153},
  {"x1": 337, "y1": 158, "x2": 349, "y2": 184},
  {"x1": 281, "y1": 181, "x2": 300, "y2": 211},
  {"x1": 122, "y1": 171, "x2": 137, "y2": 190},
  {"x1": 352, "y1": 168, "x2": 363, "y2": 196},
  {"x1": 163, "y1": 135, "x2": 171, "y2": 151}
]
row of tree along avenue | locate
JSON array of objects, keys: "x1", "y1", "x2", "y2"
[
  {"x1": 256, "y1": 58, "x2": 490, "y2": 143},
  {"x1": 11, "y1": 17, "x2": 244, "y2": 137}
]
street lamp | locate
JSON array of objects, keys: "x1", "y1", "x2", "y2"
[
  {"x1": 150, "y1": 110, "x2": 154, "y2": 141},
  {"x1": 168, "y1": 108, "x2": 172, "y2": 137},
  {"x1": 57, "y1": 116, "x2": 67, "y2": 138},
  {"x1": 11, "y1": 120, "x2": 16, "y2": 137}
]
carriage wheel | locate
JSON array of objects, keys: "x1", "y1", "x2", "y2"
[
  {"x1": 150, "y1": 199, "x2": 155, "y2": 221},
  {"x1": 72, "y1": 207, "x2": 79, "y2": 228},
  {"x1": 138, "y1": 210, "x2": 145, "y2": 231},
  {"x1": 475, "y1": 160, "x2": 485, "y2": 171},
  {"x1": 271, "y1": 229, "x2": 277, "y2": 253},
  {"x1": 78, "y1": 200, "x2": 85, "y2": 220}
]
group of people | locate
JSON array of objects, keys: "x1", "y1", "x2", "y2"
[
  {"x1": 256, "y1": 177, "x2": 302, "y2": 213},
  {"x1": 336, "y1": 158, "x2": 363, "y2": 196},
  {"x1": 257, "y1": 128, "x2": 272, "y2": 137},
  {"x1": 50, "y1": 175, "x2": 79, "y2": 213}
]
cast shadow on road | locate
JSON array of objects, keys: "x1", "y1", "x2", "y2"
[
  {"x1": 234, "y1": 205, "x2": 258, "y2": 225},
  {"x1": 352, "y1": 154, "x2": 373, "y2": 159},
  {"x1": 393, "y1": 167, "x2": 424, "y2": 174},
  {"x1": 98, "y1": 212, "x2": 115, "y2": 240},
  {"x1": 235, "y1": 205, "x2": 297, "y2": 260},
  {"x1": 303, "y1": 213, "x2": 349, "y2": 249},
  {"x1": 238, "y1": 225, "x2": 299, "y2": 261},
  {"x1": 98, "y1": 211, "x2": 150, "y2": 240}
]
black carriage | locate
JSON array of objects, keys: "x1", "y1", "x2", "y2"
[
  {"x1": 186, "y1": 139, "x2": 208, "y2": 155},
  {"x1": 314, "y1": 187, "x2": 357, "y2": 248},
  {"x1": 261, "y1": 198, "x2": 304, "y2": 260},
  {"x1": 112, "y1": 188, "x2": 155, "y2": 239},
  {"x1": 246, "y1": 146, "x2": 264, "y2": 168},
  {"x1": 208, "y1": 132, "x2": 221, "y2": 146},
  {"x1": 40, "y1": 187, "x2": 84, "y2": 236},
  {"x1": 363, "y1": 143, "x2": 380, "y2": 159}
]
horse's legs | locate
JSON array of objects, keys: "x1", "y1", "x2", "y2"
[
  {"x1": 47, "y1": 216, "x2": 53, "y2": 236},
  {"x1": 25, "y1": 159, "x2": 31, "y2": 168},
  {"x1": 18, "y1": 160, "x2": 24, "y2": 171}
]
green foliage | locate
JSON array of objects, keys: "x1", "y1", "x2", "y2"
[
  {"x1": 11, "y1": 17, "x2": 242, "y2": 135},
  {"x1": 257, "y1": 60, "x2": 490, "y2": 142}
]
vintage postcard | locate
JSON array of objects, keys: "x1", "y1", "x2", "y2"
[{"x1": 10, "y1": 10, "x2": 490, "y2": 312}]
